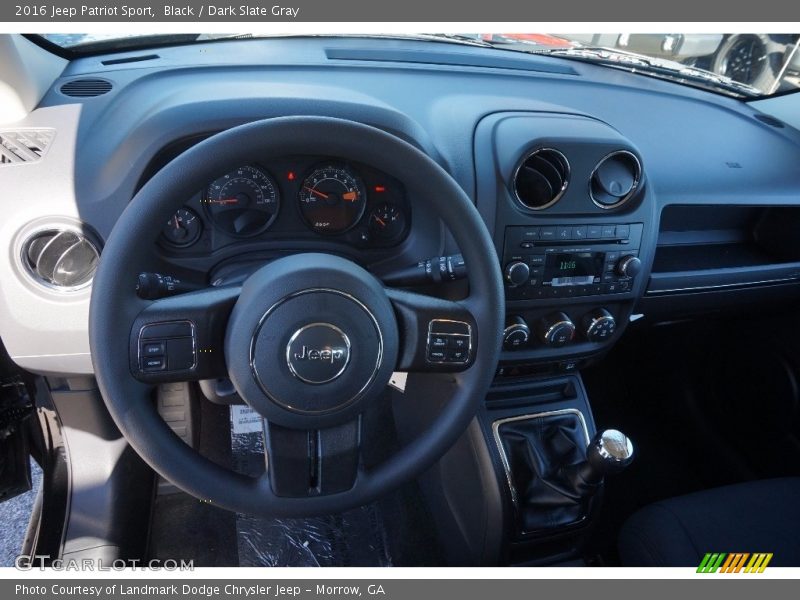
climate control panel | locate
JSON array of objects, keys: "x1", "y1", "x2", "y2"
[{"x1": 503, "y1": 308, "x2": 618, "y2": 350}]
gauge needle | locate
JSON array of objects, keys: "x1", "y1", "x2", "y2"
[
  {"x1": 211, "y1": 198, "x2": 240, "y2": 205},
  {"x1": 373, "y1": 216, "x2": 387, "y2": 227},
  {"x1": 174, "y1": 215, "x2": 180, "y2": 229},
  {"x1": 342, "y1": 191, "x2": 358, "y2": 202},
  {"x1": 304, "y1": 186, "x2": 329, "y2": 200}
]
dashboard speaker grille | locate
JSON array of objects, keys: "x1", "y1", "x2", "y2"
[
  {"x1": 590, "y1": 150, "x2": 642, "y2": 210},
  {"x1": 22, "y1": 228, "x2": 100, "y2": 290},
  {"x1": 513, "y1": 148, "x2": 570, "y2": 210},
  {"x1": 59, "y1": 78, "x2": 113, "y2": 98}
]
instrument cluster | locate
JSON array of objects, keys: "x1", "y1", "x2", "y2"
[{"x1": 159, "y1": 157, "x2": 410, "y2": 252}]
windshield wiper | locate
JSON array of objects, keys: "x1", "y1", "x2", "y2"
[{"x1": 485, "y1": 42, "x2": 762, "y2": 98}]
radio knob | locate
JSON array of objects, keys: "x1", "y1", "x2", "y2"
[
  {"x1": 536, "y1": 312, "x2": 576, "y2": 347},
  {"x1": 503, "y1": 316, "x2": 530, "y2": 349},
  {"x1": 504, "y1": 261, "x2": 530, "y2": 287},
  {"x1": 616, "y1": 255, "x2": 642, "y2": 278},
  {"x1": 583, "y1": 308, "x2": 617, "y2": 342}
]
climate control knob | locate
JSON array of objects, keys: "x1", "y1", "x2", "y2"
[
  {"x1": 536, "y1": 312, "x2": 576, "y2": 347},
  {"x1": 616, "y1": 255, "x2": 642, "y2": 278},
  {"x1": 504, "y1": 261, "x2": 530, "y2": 287},
  {"x1": 582, "y1": 308, "x2": 617, "y2": 342},
  {"x1": 504, "y1": 316, "x2": 530, "y2": 349}
]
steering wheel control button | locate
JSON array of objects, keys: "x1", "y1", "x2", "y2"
[
  {"x1": 140, "y1": 321, "x2": 193, "y2": 339},
  {"x1": 449, "y1": 336, "x2": 469, "y2": 350},
  {"x1": 429, "y1": 334, "x2": 449, "y2": 349},
  {"x1": 428, "y1": 349, "x2": 447, "y2": 362},
  {"x1": 427, "y1": 319, "x2": 472, "y2": 365},
  {"x1": 167, "y1": 338, "x2": 196, "y2": 371},
  {"x1": 138, "y1": 320, "x2": 196, "y2": 373},
  {"x1": 141, "y1": 341, "x2": 165, "y2": 357},
  {"x1": 142, "y1": 357, "x2": 165, "y2": 371},
  {"x1": 286, "y1": 323, "x2": 352, "y2": 384},
  {"x1": 448, "y1": 349, "x2": 468, "y2": 362}
]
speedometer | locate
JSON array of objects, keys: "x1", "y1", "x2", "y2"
[
  {"x1": 204, "y1": 165, "x2": 280, "y2": 237},
  {"x1": 298, "y1": 164, "x2": 367, "y2": 234}
]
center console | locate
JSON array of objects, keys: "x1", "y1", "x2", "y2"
[
  {"x1": 448, "y1": 110, "x2": 658, "y2": 563},
  {"x1": 397, "y1": 111, "x2": 659, "y2": 566},
  {"x1": 473, "y1": 111, "x2": 658, "y2": 376},
  {"x1": 500, "y1": 222, "x2": 643, "y2": 360}
]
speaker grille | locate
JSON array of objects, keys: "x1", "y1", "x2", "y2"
[{"x1": 60, "y1": 78, "x2": 113, "y2": 98}]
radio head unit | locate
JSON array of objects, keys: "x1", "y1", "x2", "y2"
[{"x1": 503, "y1": 223, "x2": 644, "y2": 301}]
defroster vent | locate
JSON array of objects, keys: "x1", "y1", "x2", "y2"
[{"x1": 0, "y1": 129, "x2": 55, "y2": 165}]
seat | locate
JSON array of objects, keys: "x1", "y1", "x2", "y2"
[{"x1": 618, "y1": 477, "x2": 800, "y2": 567}]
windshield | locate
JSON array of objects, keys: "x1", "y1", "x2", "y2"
[{"x1": 38, "y1": 33, "x2": 800, "y2": 98}]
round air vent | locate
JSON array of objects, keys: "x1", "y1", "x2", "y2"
[
  {"x1": 513, "y1": 148, "x2": 570, "y2": 210},
  {"x1": 22, "y1": 228, "x2": 100, "y2": 290},
  {"x1": 590, "y1": 151, "x2": 642, "y2": 210},
  {"x1": 59, "y1": 78, "x2": 113, "y2": 98}
]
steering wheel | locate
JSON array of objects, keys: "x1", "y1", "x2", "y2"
[{"x1": 89, "y1": 117, "x2": 504, "y2": 517}]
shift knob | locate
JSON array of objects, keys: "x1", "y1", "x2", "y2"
[{"x1": 586, "y1": 429, "x2": 634, "y2": 478}]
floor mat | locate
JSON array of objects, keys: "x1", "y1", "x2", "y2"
[
  {"x1": 0, "y1": 460, "x2": 41, "y2": 567},
  {"x1": 149, "y1": 492, "x2": 239, "y2": 566},
  {"x1": 151, "y1": 400, "x2": 438, "y2": 567},
  {"x1": 230, "y1": 410, "x2": 393, "y2": 567}
]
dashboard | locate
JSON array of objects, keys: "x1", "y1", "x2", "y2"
[{"x1": 2, "y1": 35, "x2": 800, "y2": 376}]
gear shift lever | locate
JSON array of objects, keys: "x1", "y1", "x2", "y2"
[
  {"x1": 497, "y1": 416, "x2": 634, "y2": 533},
  {"x1": 570, "y1": 429, "x2": 635, "y2": 488}
]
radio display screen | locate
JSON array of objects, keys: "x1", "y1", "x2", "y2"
[{"x1": 544, "y1": 252, "x2": 604, "y2": 286}]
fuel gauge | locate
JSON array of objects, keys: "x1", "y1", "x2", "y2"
[
  {"x1": 161, "y1": 208, "x2": 202, "y2": 248},
  {"x1": 369, "y1": 203, "x2": 406, "y2": 241}
]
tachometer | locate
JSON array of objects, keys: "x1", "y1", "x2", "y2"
[
  {"x1": 204, "y1": 165, "x2": 280, "y2": 237},
  {"x1": 298, "y1": 164, "x2": 367, "y2": 234}
]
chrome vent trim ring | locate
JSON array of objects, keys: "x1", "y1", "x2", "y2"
[
  {"x1": 589, "y1": 150, "x2": 642, "y2": 210},
  {"x1": 21, "y1": 227, "x2": 101, "y2": 292},
  {"x1": 512, "y1": 148, "x2": 570, "y2": 211}
]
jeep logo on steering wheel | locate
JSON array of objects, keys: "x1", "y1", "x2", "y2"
[
  {"x1": 293, "y1": 345, "x2": 347, "y2": 364},
  {"x1": 286, "y1": 323, "x2": 351, "y2": 384}
]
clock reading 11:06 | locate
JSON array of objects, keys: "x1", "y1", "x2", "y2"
[{"x1": 559, "y1": 260, "x2": 578, "y2": 271}]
